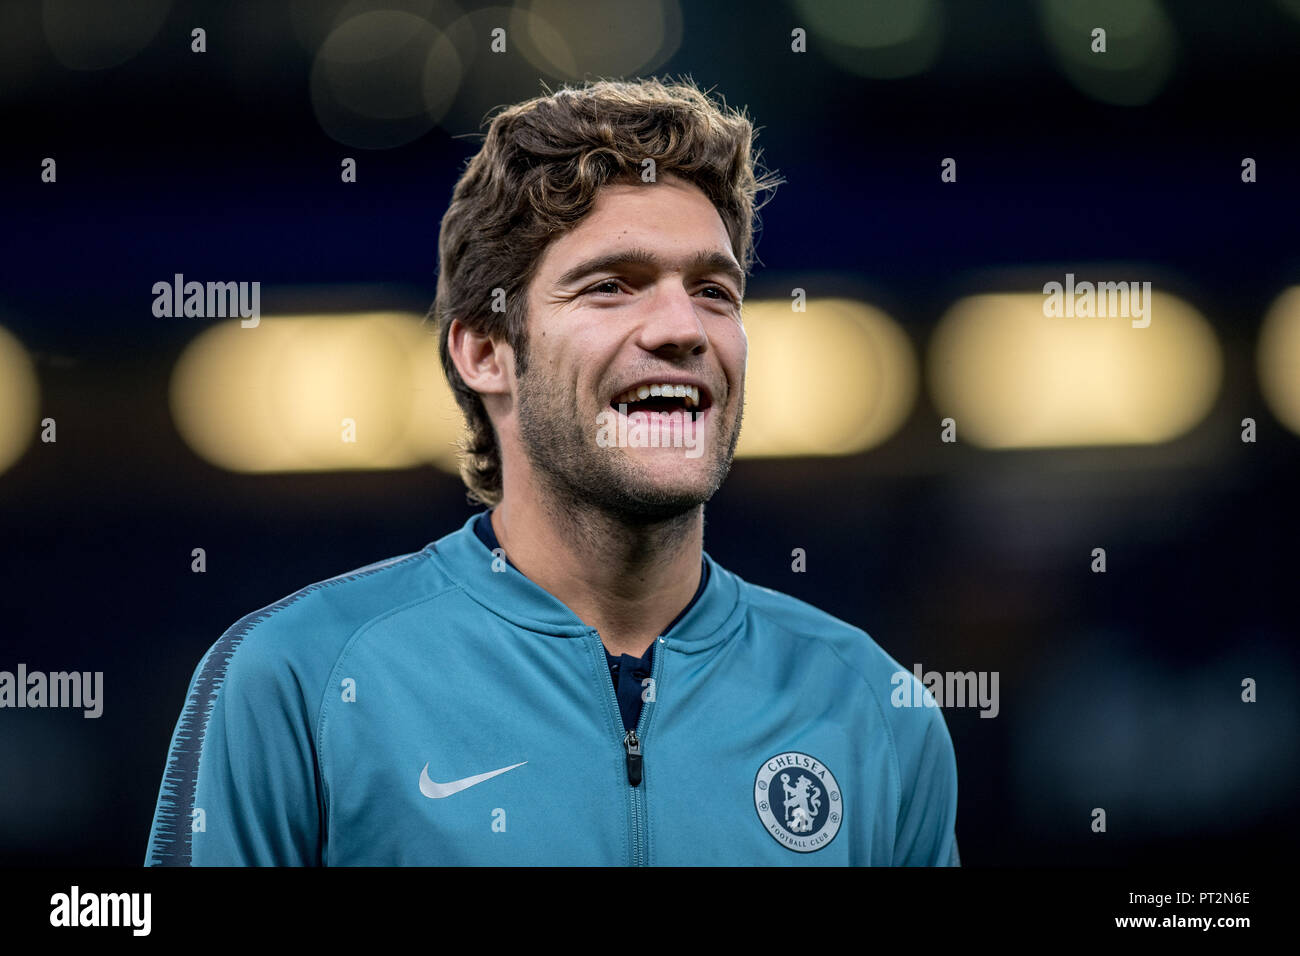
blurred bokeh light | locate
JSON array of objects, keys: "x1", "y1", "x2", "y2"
[
  {"x1": 0, "y1": 325, "x2": 40, "y2": 476},
  {"x1": 41, "y1": 0, "x2": 170, "y2": 71},
  {"x1": 792, "y1": 0, "x2": 943, "y2": 79},
  {"x1": 310, "y1": 8, "x2": 463, "y2": 149},
  {"x1": 736, "y1": 298, "x2": 917, "y2": 457},
  {"x1": 170, "y1": 313, "x2": 463, "y2": 473},
  {"x1": 928, "y1": 290, "x2": 1221, "y2": 448},
  {"x1": 515, "y1": 0, "x2": 682, "y2": 82},
  {"x1": 1038, "y1": 0, "x2": 1176, "y2": 106},
  {"x1": 1258, "y1": 286, "x2": 1300, "y2": 437}
]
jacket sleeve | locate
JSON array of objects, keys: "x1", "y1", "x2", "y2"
[
  {"x1": 145, "y1": 624, "x2": 324, "y2": 866},
  {"x1": 892, "y1": 703, "x2": 959, "y2": 866}
]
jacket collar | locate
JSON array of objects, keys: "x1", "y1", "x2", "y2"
[{"x1": 424, "y1": 513, "x2": 745, "y2": 651}]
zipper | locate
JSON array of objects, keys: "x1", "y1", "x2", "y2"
[
  {"x1": 595, "y1": 629, "x2": 663, "y2": 867},
  {"x1": 623, "y1": 729, "x2": 642, "y2": 785}
]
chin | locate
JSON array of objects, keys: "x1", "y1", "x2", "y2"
[
  {"x1": 624, "y1": 470, "x2": 725, "y2": 513},
  {"x1": 601, "y1": 495, "x2": 708, "y2": 523},
  {"x1": 587, "y1": 468, "x2": 717, "y2": 521}
]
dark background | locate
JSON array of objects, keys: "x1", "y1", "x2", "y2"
[{"x1": 1, "y1": 0, "x2": 1297, "y2": 866}]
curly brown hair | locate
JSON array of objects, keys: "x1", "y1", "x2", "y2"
[{"x1": 431, "y1": 76, "x2": 781, "y2": 506}]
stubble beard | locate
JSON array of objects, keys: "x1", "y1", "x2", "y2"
[{"x1": 515, "y1": 362, "x2": 743, "y2": 526}]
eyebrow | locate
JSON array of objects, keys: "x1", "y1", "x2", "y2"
[{"x1": 554, "y1": 247, "x2": 746, "y2": 300}]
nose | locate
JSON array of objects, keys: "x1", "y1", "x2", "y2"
[{"x1": 635, "y1": 282, "x2": 708, "y2": 357}]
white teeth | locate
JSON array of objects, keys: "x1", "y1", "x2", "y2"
[{"x1": 611, "y1": 383, "x2": 705, "y2": 409}]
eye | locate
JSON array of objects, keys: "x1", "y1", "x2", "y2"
[
  {"x1": 699, "y1": 285, "x2": 737, "y2": 303},
  {"x1": 584, "y1": 279, "x2": 626, "y2": 295}
]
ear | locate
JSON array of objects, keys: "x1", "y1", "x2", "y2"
[{"x1": 447, "y1": 318, "x2": 514, "y2": 398}]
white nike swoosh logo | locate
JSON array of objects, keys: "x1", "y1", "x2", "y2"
[{"x1": 419, "y1": 761, "x2": 528, "y2": 799}]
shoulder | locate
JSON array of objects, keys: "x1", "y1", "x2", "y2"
[
  {"x1": 202, "y1": 546, "x2": 456, "y2": 705},
  {"x1": 738, "y1": 577, "x2": 914, "y2": 694},
  {"x1": 735, "y1": 575, "x2": 954, "y2": 773}
]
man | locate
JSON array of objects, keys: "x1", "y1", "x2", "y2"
[{"x1": 145, "y1": 77, "x2": 958, "y2": 866}]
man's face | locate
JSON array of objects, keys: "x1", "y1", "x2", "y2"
[{"x1": 513, "y1": 173, "x2": 747, "y2": 521}]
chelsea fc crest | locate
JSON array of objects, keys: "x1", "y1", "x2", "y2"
[{"x1": 753, "y1": 752, "x2": 842, "y2": 852}]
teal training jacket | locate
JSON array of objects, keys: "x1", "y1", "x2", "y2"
[{"x1": 146, "y1": 513, "x2": 959, "y2": 866}]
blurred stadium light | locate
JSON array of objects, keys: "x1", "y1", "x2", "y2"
[
  {"x1": 1037, "y1": 0, "x2": 1176, "y2": 106},
  {"x1": 41, "y1": 0, "x2": 170, "y2": 71},
  {"x1": 515, "y1": 0, "x2": 682, "y2": 82},
  {"x1": 791, "y1": 0, "x2": 943, "y2": 79},
  {"x1": 927, "y1": 290, "x2": 1221, "y2": 448},
  {"x1": 1258, "y1": 286, "x2": 1300, "y2": 437},
  {"x1": 736, "y1": 297, "x2": 918, "y2": 457},
  {"x1": 301, "y1": 0, "x2": 684, "y2": 146},
  {"x1": 169, "y1": 312, "x2": 463, "y2": 473},
  {"x1": 310, "y1": 8, "x2": 463, "y2": 149},
  {"x1": 0, "y1": 326, "x2": 40, "y2": 476}
]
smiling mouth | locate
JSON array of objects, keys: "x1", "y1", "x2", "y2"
[{"x1": 609, "y1": 383, "x2": 711, "y2": 422}]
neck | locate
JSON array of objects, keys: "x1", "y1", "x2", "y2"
[{"x1": 491, "y1": 489, "x2": 703, "y2": 659}]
